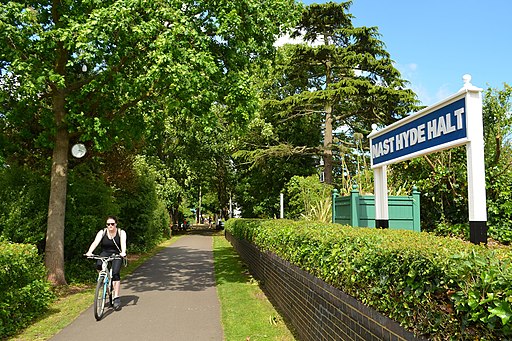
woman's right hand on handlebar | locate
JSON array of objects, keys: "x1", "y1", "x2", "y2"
[{"x1": 85, "y1": 252, "x2": 93, "y2": 257}]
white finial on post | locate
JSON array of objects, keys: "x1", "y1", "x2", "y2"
[
  {"x1": 463, "y1": 74, "x2": 472, "y2": 86},
  {"x1": 459, "y1": 74, "x2": 481, "y2": 92}
]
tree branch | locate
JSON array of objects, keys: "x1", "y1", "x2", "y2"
[{"x1": 423, "y1": 155, "x2": 436, "y2": 170}]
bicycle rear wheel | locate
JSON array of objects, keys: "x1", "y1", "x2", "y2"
[{"x1": 94, "y1": 276, "x2": 107, "y2": 321}]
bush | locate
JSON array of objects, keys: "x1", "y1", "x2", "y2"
[
  {"x1": 0, "y1": 165, "x2": 122, "y2": 284},
  {"x1": 116, "y1": 158, "x2": 170, "y2": 253},
  {"x1": 0, "y1": 242, "x2": 54, "y2": 339},
  {"x1": 432, "y1": 222, "x2": 469, "y2": 240},
  {"x1": 283, "y1": 175, "x2": 333, "y2": 220},
  {"x1": 65, "y1": 166, "x2": 120, "y2": 261},
  {"x1": 487, "y1": 175, "x2": 512, "y2": 244},
  {"x1": 0, "y1": 166, "x2": 49, "y2": 252},
  {"x1": 64, "y1": 168, "x2": 120, "y2": 283},
  {"x1": 226, "y1": 219, "x2": 512, "y2": 339},
  {"x1": 0, "y1": 161, "x2": 170, "y2": 283}
]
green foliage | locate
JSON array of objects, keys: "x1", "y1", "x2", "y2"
[
  {"x1": 235, "y1": 1, "x2": 418, "y2": 216},
  {"x1": 0, "y1": 164, "x2": 120, "y2": 283},
  {"x1": 283, "y1": 2, "x2": 418, "y2": 184},
  {"x1": 0, "y1": 156, "x2": 172, "y2": 283},
  {"x1": 449, "y1": 250, "x2": 512, "y2": 336},
  {"x1": 389, "y1": 147, "x2": 469, "y2": 232},
  {"x1": 234, "y1": 153, "x2": 318, "y2": 218},
  {"x1": 0, "y1": 242, "x2": 55, "y2": 339},
  {"x1": 284, "y1": 174, "x2": 332, "y2": 220},
  {"x1": 302, "y1": 196, "x2": 332, "y2": 223},
  {"x1": 154, "y1": 200, "x2": 171, "y2": 239},
  {"x1": 483, "y1": 84, "x2": 512, "y2": 244},
  {"x1": 433, "y1": 222, "x2": 469, "y2": 240},
  {"x1": 117, "y1": 158, "x2": 170, "y2": 253},
  {"x1": 0, "y1": 160, "x2": 172, "y2": 283},
  {"x1": 286, "y1": 2, "x2": 418, "y2": 128},
  {"x1": 63, "y1": 166, "x2": 121, "y2": 282},
  {"x1": 226, "y1": 219, "x2": 512, "y2": 339},
  {"x1": 133, "y1": 155, "x2": 183, "y2": 211},
  {"x1": 1, "y1": 0, "x2": 303, "y2": 164},
  {"x1": 1, "y1": 0, "x2": 302, "y2": 283},
  {"x1": 333, "y1": 133, "x2": 375, "y2": 195},
  {"x1": 235, "y1": 54, "x2": 321, "y2": 218},
  {"x1": 0, "y1": 166, "x2": 49, "y2": 251},
  {"x1": 65, "y1": 166, "x2": 120, "y2": 260}
]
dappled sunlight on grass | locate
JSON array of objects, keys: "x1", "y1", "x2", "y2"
[{"x1": 214, "y1": 244, "x2": 252, "y2": 285}]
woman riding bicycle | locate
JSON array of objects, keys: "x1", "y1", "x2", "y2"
[{"x1": 85, "y1": 216, "x2": 127, "y2": 311}]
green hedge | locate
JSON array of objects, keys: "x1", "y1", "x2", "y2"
[
  {"x1": 0, "y1": 242, "x2": 54, "y2": 339},
  {"x1": 225, "y1": 219, "x2": 512, "y2": 339}
]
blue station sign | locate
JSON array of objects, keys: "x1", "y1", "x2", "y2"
[{"x1": 370, "y1": 93, "x2": 468, "y2": 167}]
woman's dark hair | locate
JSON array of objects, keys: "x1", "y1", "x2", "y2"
[{"x1": 106, "y1": 215, "x2": 118, "y2": 223}]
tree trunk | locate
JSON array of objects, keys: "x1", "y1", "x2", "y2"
[
  {"x1": 324, "y1": 102, "x2": 333, "y2": 184},
  {"x1": 45, "y1": 90, "x2": 69, "y2": 286},
  {"x1": 323, "y1": 56, "x2": 334, "y2": 185},
  {"x1": 44, "y1": 0, "x2": 70, "y2": 286},
  {"x1": 170, "y1": 193, "x2": 182, "y2": 227}
]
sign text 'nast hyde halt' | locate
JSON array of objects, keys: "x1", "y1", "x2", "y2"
[{"x1": 370, "y1": 95, "x2": 467, "y2": 167}]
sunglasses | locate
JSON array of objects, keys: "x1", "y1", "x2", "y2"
[{"x1": 106, "y1": 222, "x2": 116, "y2": 226}]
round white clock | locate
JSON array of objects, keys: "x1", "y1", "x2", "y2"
[{"x1": 71, "y1": 143, "x2": 87, "y2": 158}]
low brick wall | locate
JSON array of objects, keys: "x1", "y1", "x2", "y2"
[{"x1": 226, "y1": 231, "x2": 425, "y2": 341}]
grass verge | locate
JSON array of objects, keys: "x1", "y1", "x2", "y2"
[
  {"x1": 213, "y1": 234, "x2": 296, "y2": 341},
  {"x1": 9, "y1": 236, "x2": 182, "y2": 341}
]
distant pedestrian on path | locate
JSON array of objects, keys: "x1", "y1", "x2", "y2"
[{"x1": 85, "y1": 216, "x2": 127, "y2": 311}]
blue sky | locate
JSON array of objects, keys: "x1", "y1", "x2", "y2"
[{"x1": 300, "y1": 0, "x2": 512, "y2": 106}]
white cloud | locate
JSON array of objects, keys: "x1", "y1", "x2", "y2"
[
  {"x1": 394, "y1": 62, "x2": 418, "y2": 83},
  {"x1": 409, "y1": 83, "x2": 454, "y2": 107},
  {"x1": 393, "y1": 62, "x2": 430, "y2": 105},
  {"x1": 274, "y1": 32, "x2": 324, "y2": 47},
  {"x1": 409, "y1": 83, "x2": 432, "y2": 106},
  {"x1": 273, "y1": 34, "x2": 304, "y2": 47},
  {"x1": 434, "y1": 84, "x2": 453, "y2": 103},
  {"x1": 407, "y1": 63, "x2": 417, "y2": 72}
]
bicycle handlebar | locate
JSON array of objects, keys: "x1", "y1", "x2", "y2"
[{"x1": 84, "y1": 254, "x2": 123, "y2": 261}]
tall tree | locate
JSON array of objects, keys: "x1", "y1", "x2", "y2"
[
  {"x1": 269, "y1": 1, "x2": 417, "y2": 184},
  {"x1": 232, "y1": 46, "x2": 323, "y2": 217},
  {"x1": 1, "y1": 0, "x2": 300, "y2": 284}
]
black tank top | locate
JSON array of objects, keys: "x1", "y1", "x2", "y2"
[{"x1": 101, "y1": 229, "x2": 121, "y2": 254}]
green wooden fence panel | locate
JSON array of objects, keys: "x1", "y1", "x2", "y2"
[{"x1": 332, "y1": 185, "x2": 421, "y2": 232}]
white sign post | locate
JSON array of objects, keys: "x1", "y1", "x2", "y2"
[
  {"x1": 280, "y1": 193, "x2": 284, "y2": 219},
  {"x1": 369, "y1": 75, "x2": 487, "y2": 243}
]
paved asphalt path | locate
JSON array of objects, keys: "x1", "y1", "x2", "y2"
[{"x1": 51, "y1": 233, "x2": 224, "y2": 341}]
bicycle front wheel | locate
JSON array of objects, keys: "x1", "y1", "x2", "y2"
[{"x1": 94, "y1": 275, "x2": 107, "y2": 321}]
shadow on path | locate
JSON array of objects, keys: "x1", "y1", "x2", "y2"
[
  {"x1": 50, "y1": 233, "x2": 223, "y2": 341},
  {"x1": 124, "y1": 244, "x2": 215, "y2": 292}
]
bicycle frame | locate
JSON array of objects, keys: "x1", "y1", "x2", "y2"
[
  {"x1": 98, "y1": 259, "x2": 112, "y2": 299},
  {"x1": 86, "y1": 254, "x2": 121, "y2": 321}
]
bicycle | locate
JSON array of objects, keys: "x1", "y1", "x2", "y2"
[{"x1": 85, "y1": 254, "x2": 122, "y2": 321}]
